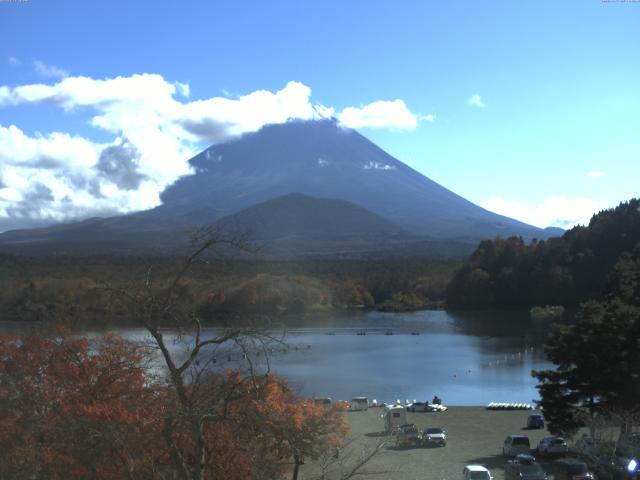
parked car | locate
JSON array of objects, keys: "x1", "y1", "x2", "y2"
[
  {"x1": 396, "y1": 423, "x2": 421, "y2": 448},
  {"x1": 463, "y1": 465, "x2": 493, "y2": 480},
  {"x1": 407, "y1": 401, "x2": 434, "y2": 412},
  {"x1": 423, "y1": 427, "x2": 447, "y2": 447},
  {"x1": 505, "y1": 454, "x2": 547, "y2": 480},
  {"x1": 527, "y1": 413, "x2": 545, "y2": 429},
  {"x1": 503, "y1": 435, "x2": 531, "y2": 457},
  {"x1": 538, "y1": 436, "x2": 568, "y2": 456},
  {"x1": 313, "y1": 397, "x2": 332, "y2": 407},
  {"x1": 552, "y1": 458, "x2": 594, "y2": 480}
]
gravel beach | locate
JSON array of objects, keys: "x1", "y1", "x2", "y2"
[{"x1": 298, "y1": 406, "x2": 556, "y2": 480}]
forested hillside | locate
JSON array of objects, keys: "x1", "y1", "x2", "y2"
[
  {"x1": 0, "y1": 255, "x2": 457, "y2": 324},
  {"x1": 446, "y1": 198, "x2": 640, "y2": 309}
]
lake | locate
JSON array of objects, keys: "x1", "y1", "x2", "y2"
[{"x1": 1, "y1": 309, "x2": 556, "y2": 406}]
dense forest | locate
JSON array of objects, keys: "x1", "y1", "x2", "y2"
[
  {"x1": 446, "y1": 198, "x2": 640, "y2": 309},
  {"x1": 0, "y1": 253, "x2": 458, "y2": 325}
]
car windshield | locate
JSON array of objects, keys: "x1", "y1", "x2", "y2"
[
  {"x1": 470, "y1": 472, "x2": 490, "y2": 480},
  {"x1": 426, "y1": 428, "x2": 443, "y2": 434},
  {"x1": 550, "y1": 438, "x2": 564, "y2": 445},
  {"x1": 513, "y1": 437, "x2": 530, "y2": 445}
]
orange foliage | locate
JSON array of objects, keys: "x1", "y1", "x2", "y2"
[
  {"x1": 0, "y1": 330, "x2": 349, "y2": 480},
  {"x1": 253, "y1": 375, "x2": 350, "y2": 468},
  {"x1": 0, "y1": 327, "x2": 165, "y2": 479}
]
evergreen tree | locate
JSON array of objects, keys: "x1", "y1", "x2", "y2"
[{"x1": 532, "y1": 251, "x2": 640, "y2": 436}]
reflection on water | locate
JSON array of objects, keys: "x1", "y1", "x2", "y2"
[{"x1": 0, "y1": 309, "x2": 558, "y2": 406}]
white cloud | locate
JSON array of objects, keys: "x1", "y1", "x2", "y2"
[
  {"x1": 422, "y1": 114, "x2": 436, "y2": 122},
  {"x1": 178, "y1": 81, "x2": 323, "y2": 139},
  {"x1": 8, "y1": 57, "x2": 21, "y2": 66},
  {"x1": 314, "y1": 104, "x2": 335, "y2": 119},
  {"x1": 338, "y1": 99, "x2": 418, "y2": 129},
  {"x1": 587, "y1": 170, "x2": 604, "y2": 178},
  {"x1": 467, "y1": 93, "x2": 485, "y2": 108},
  {"x1": 481, "y1": 196, "x2": 607, "y2": 229},
  {"x1": 0, "y1": 75, "x2": 420, "y2": 229},
  {"x1": 33, "y1": 60, "x2": 69, "y2": 79}
]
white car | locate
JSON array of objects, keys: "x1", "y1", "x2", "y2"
[
  {"x1": 423, "y1": 427, "x2": 447, "y2": 446},
  {"x1": 407, "y1": 401, "x2": 434, "y2": 412},
  {"x1": 538, "y1": 436, "x2": 568, "y2": 456},
  {"x1": 463, "y1": 465, "x2": 493, "y2": 480}
]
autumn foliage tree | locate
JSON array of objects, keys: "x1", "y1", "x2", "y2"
[
  {"x1": 255, "y1": 375, "x2": 349, "y2": 480},
  {"x1": 0, "y1": 328, "x2": 349, "y2": 479},
  {"x1": 0, "y1": 327, "x2": 165, "y2": 479},
  {"x1": 0, "y1": 233, "x2": 349, "y2": 479}
]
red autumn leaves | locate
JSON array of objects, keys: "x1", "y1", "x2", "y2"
[{"x1": 0, "y1": 328, "x2": 348, "y2": 479}]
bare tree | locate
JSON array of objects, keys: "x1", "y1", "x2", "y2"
[
  {"x1": 105, "y1": 230, "x2": 347, "y2": 480},
  {"x1": 107, "y1": 231, "x2": 271, "y2": 479}
]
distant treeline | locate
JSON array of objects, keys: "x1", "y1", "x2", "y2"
[
  {"x1": 446, "y1": 198, "x2": 640, "y2": 309},
  {"x1": 0, "y1": 254, "x2": 459, "y2": 324}
]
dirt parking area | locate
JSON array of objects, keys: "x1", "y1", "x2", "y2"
[{"x1": 298, "y1": 406, "x2": 558, "y2": 480}]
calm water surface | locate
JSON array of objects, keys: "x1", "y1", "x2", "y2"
[{"x1": 1, "y1": 309, "x2": 556, "y2": 406}]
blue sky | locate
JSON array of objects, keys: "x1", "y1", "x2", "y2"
[{"x1": 0, "y1": 0, "x2": 638, "y2": 231}]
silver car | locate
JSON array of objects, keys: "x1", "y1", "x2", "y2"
[
  {"x1": 503, "y1": 435, "x2": 531, "y2": 456},
  {"x1": 538, "y1": 436, "x2": 568, "y2": 456},
  {"x1": 407, "y1": 401, "x2": 435, "y2": 412},
  {"x1": 423, "y1": 427, "x2": 447, "y2": 446}
]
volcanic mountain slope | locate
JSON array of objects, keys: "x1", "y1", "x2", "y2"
[
  {"x1": 0, "y1": 119, "x2": 558, "y2": 254},
  {"x1": 158, "y1": 119, "x2": 548, "y2": 240}
]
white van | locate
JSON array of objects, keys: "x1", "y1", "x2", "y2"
[
  {"x1": 463, "y1": 465, "x2": 493, "y2": 480},
  {"x1": 350, "y1": 397, "x2": 368, "y2": 411},
  {"x1": 382, "y1": 405, "x2": 407, "y2": 432}
]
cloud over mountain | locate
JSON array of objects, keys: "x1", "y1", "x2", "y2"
[
  {"x1": 337, "y1": 99, "x2": 418, "y2": 129},
  {"x1": 481, "y1": 195, "x2": 607, "y2": 228},
  {"x1": 0, "y1": 75, "x2": 424, "y2": 231}
]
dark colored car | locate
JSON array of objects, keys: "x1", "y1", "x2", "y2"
[
  {"x1": 552, "y1": 458, "x2": 594, "y2": 480},
  {"x1": 527, "y1": 413, "x2": 545, "y2": 429},
  {"x1": 505, "y1": 454, "x2": 547, "y2": 480}
]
